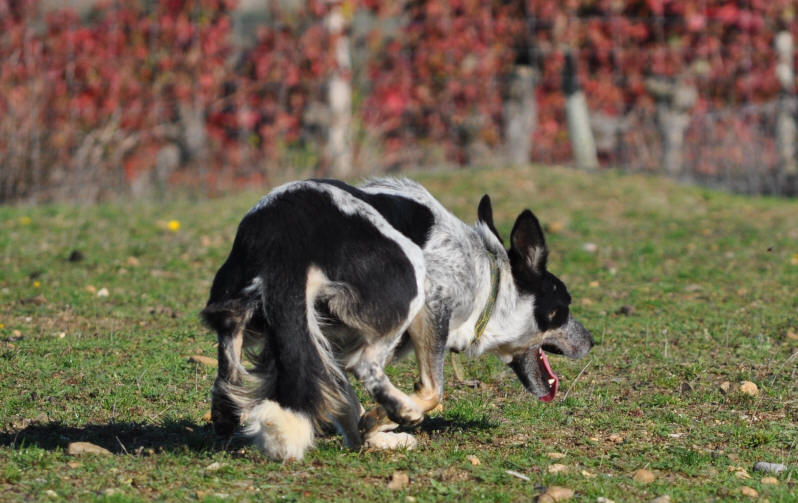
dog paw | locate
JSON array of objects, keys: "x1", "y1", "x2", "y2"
[
  {"x1": 359, "y1": 407, "x2": 400, "y2": 434},
  {"x1": 383, "y1": 402, "x2": 423, "y2": 427},
  {"x1": 363, "y1": 432, "x2": 417, "y2": 451}
]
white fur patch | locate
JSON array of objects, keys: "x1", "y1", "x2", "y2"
[
  {"x1": 363, "y1": 431, "x2": 418, "y2": 451},
  {"x1": 241, "y1": 400, "x2": 314, "y2": 461}
]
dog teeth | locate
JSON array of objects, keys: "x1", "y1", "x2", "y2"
[{"x1": 548, "y1": 379, "x2": 556, "y2": 385}]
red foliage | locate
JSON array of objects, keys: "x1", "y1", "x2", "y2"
[{"x1": 1, "y1": 0, "x2": 796, "y2": 200}]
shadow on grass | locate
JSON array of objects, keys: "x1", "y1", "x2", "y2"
[
  {"x1": 0, "y1": 419, "x2": 248, "y2": 455},
  {"x1": 413, "y1": 412, "x2": 499, "y2": 434},
  {"x1": 2, "y1": 413, "x2": 498, "y2": 455}
]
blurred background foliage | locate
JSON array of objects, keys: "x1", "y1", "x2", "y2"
[{"x1": 1, "y1": 0, "x2": 797, "y2": 202}]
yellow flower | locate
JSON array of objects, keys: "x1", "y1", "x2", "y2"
[
  {"x1": 33, "y1": 281, "x2": 41, "y2": 288},
  {"x1": 168, "y1": 220, "x2": 180, "y2": 232},
  {"x1": 792, "y1": 253, "x2": 798, "y2": 265},
  {"x1": 0, "y1": 323, "x2": 5, "y2": 329},
  {"x1": 20, "y1": 216, "x2": 31, "y2": 225}
]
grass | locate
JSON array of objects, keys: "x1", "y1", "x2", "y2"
[{"x1": 1, "y1": 164, "x2": 796, "y2": 502}]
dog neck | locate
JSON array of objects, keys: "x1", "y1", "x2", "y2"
[
  {"x1": 472, "y1": 249, "x2": 501, "y2": 342},
  {"x1": 465, "y1": 227, "x2": 540, "y2": 358}
]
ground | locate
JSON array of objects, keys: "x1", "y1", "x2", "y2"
[{"x1": 0, "y1": 164, "x2": 796, "y2": 502}]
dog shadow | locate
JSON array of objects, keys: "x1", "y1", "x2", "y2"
[
  {"x1": 1, "y1": 413, "x2": 497, "y2": 455},
  {"x1": 0, "y1": 419, "x2": 247, "y2": 455},
  {"x1": 412, "y1": 412, "x2": 498, "y2": 435}
]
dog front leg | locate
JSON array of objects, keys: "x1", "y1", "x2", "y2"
[
  {"x1": 353, "y1": 346, "x2": 424, "y2": 431},
  {"x1": 407, "y1": 310, "x2": 448, "y2": 414}
]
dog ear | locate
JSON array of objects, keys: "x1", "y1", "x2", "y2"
[
  {"x1": 510, "y1": 210, "x2": 548, "y2": 273},
  {"x1": 477, "y1": 194, "x2": 503, "y2": 244}
]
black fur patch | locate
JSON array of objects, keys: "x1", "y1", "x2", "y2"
[{"x1": 313, "y1": 179, "x2": 435, "y2": 247}]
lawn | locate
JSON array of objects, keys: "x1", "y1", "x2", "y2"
[{"x1": 1, "y1": 164, "x2": 796, "y2": 502}]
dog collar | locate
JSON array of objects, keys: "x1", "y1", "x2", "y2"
[{"x1": 474, "y1": 250, "x2": 501, "y2": 342}]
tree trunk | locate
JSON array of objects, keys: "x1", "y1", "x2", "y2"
[
  {"x1": 325, "y1": 3, "x2": 353, "y2": 178},
  {"x1": 504, "y1": 65, "x2": 537, "y2": 165},
  {"x1": 775, "y1": 31, "x2": 796, "y2": 176},
  {"x1": 563, "y1": 52, "x2": 598, "y2": 170},
  {"x1": 646, "y1": 77, "x2": 696, "y2": 176}
]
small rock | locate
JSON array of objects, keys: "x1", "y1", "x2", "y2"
[
  {"x1": 188, "y1": 355, "x2": 217, "y2": 367},
  {"x1": 582, "y1": 242, "x2": 598, "y2": 253},
  {"x1": 466, "y1": 455, "x2": 480, "y2": 466},
  {"x1": 734, "y1": 470, "x2": 751, "y2": 479},
  {"x1": 596, "y1": 498, "x2": 615, "y2": 503},
  {"x1": 608, "y1": 434, "x2": 623, "y2": 444},
  {"x1": 548, "y1": 463, "x2": 569, "y2": 474},
  {"x1": 67, "y1": 461, "x2": 82, "y2": 468},
  {"x1": 24, "y1": 294, "x2": 47, "y2": 306},
  {"x1": 505, "y1": 470, "x2": 530, "y2": 481},
  {"x1": 719, "y1": 381, "x2": 732, "y2": 394},
  {"x1": 739, "y1": 381, "x2": 758, "y2": 396},
  {"x1": 406, "y1": 497, "x2": 416, "y2": 503},
  {"x1": 202, "y1": 411, "x2": 212, "y2": 422},
  {"x1": 126, "y1": 256, "x2": 140, "y2": 267},
  {"x1": 633, "y1": 468, "x2": 656, "y2": 484},
  {"x1": 547, "y1": 221, "x2": 565, "y2": 234},
  {"x1": 589, "y1": 281, "x2": 600, "y2": 288},
  {"x1": 543, "y1": 486, "x2": 574, "y2": 501},
  {"x1": 753, "y1": 461, "x2": 786, "y2": 474},
  {"x1": 738, "y1": 486, "x2": 758, "y2": 498},
  {"x1": 387, "y1": 471, "x2": 410, "y2": 490},
  {"x1": 97, "y1": 288, "x2": 109, "y2": 298},
  {"x1": 67, "y1": 441, "x2": 112, "y2": 456},
  {"x1": 649, "y1": 497, "x2": 671, "y2": 503},
  {"x1": 85, "y1": 285, "x2": 97, "y2": 294},
  {"x1": 45, "y1": 490, "x2": 58, "y2": 498},
  {"x1": 205, "y1": 462, "x2": 225, "y2": 472},
  {"x1": 546, "y1": 452, "x2": 566, "y2": 459},
  {"x1": 786, "y1": 329, "x2": 798, "y2": 341},
  {"x1": 761, "y1": 476, "x2": 779, "y2": 485},
  {"x1": 101, "y1": 488, "x2": 119, "y2": 496},
  {"x1": 581, "y1": 469, "x2": 596, "y2": 478},
  {"x1": 537, "y1": 495, "x2": 556, "y2": 503}
]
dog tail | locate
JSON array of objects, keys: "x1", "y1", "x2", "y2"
[{"x1": 208, "y1": 265, "x2": 353, "y2": 461}]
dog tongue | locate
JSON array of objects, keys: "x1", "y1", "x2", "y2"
[{"x1": 538, "y1": 348, "x2": 559, "y2": 402}]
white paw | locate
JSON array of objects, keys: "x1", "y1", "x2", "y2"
[{"x1": 363, "y1": 431, "x2": 418, "y2": 451}]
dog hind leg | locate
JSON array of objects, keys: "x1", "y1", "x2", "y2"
[{"x1": 201, "y1": 302, "x2": 253, "y2": 437}]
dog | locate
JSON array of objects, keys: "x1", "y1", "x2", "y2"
[{"x1": 201, "y1": 177, "x2": 593, "y2": 460}]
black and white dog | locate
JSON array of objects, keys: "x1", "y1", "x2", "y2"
[{"x1": 202, "y1": 178, "x2": 593, "y2": 460}]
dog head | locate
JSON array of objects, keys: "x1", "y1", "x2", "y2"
[{"x1": 478, "y1": 195, "x2": 594, "y2": 402}]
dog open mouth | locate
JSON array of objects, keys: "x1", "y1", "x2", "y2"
[
  {"x1": 537, "y1": 348, "x2": 559, "y2": 402},
  {"x1": 508, "y1": 316, "x2": 593, "y2": 402}
]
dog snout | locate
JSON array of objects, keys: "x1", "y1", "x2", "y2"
[{"x1": 562, "y1": 315, "x2": 593, "y2": 359}]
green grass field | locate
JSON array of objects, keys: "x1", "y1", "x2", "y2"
[{"x1": 1, "y1": 165, "x2": 796, "y2": 502}]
